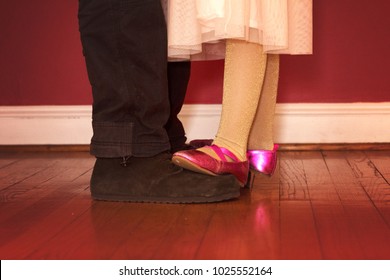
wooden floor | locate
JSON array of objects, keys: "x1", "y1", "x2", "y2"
[{"x1": 1, "y1": 150, "x2": 390, "y2": 260}]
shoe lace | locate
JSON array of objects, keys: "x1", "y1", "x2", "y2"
[{"x1": 121, "y1": 156, "x2": 130, "y2": 167}]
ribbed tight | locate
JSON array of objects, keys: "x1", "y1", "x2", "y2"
[{"x1": 198, "y1": 39, "x2": 279, "y2": 161}]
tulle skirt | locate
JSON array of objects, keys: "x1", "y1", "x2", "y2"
[{"x1": 163, "y1": 0, "x2": 313, "y2": 60}]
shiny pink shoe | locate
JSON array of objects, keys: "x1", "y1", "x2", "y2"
[
  {"x1": 246, "y1": 144, "x2": 279, "y2": 176},
  {"x1": 172, "y1": 145, "x2": 249, "y2": 186}
]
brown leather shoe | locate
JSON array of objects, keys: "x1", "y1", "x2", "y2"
[{"x1": 90, "y1": 152, "x2": 241, "y2": 203}]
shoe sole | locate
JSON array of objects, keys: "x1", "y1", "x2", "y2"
[
  {"x1": 172, "y1": 155, "x2": 219, "y2": 177},
  {"x1": 91, "y1": 190, "x2": 240, "y2": 204},
  {"x1": 172, "y1": 155, "x2": 245, "y2": 187}
]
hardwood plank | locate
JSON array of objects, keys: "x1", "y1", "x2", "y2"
[
  {"x1": 322, "y1": 151, "x2": 372, "y2": 201},
  {"x1": 300, "y1": 151, "x2": 340, "y2": 201},
  {"x1": 1, "y1": 150, "x2": 390, "y2": 260},
  {"x1": 0, "y1": 169, "x2": 92, "y2": 250},
  {"x1": 344, "y1": 151, "x2": 383, "y2": 179},
  {"x1": 0, "y1": 155, "x2": 93, "y2": 203},
  {"x1": 341, "y1": 201, "x2": 390, "y2": 259},
  {"x1": 279, "y1": 200, "x2": 322, "y2": 259},
  {"x1": 0, "y1": 159, "x2": 53, "y2": 190},
  {"x1": 0, "y1": 157, "x2": 20, "y2": 169},
  {"x1": 251, "y1": 178, "x2": 280, "y2": 201},
  {"x1": 24, "y1": 200, "x2": 185, "y2": 260},
  {"x1": 344, "y1": 151, "x2": 390, "y2": 228},
  {"x1": 346, "y1": 151, "x2": 390, "y2": 205},
  {"x1": 279, "y1": 151, "x2": 344, "y2": 259},
  {"x1": 279, "y1": 152, "x2": 309, "y2": 201},
  {"x1": 152, "y1": 203, "x2": 217, "y2": 260},
  {"x1": 0, "y1": 158, "x2": 93, "y2": 224},
  {"x1": 195, "y1": 188, "x2": 281, "y2": 259},
  {"x1": 24, "y1": 201, "x2": 151, "y2": 259},
  {"x1": 1, "y1": 143, "x2": 390, "y2": 153},
  {"x1": 365, "y1": 151, "x2": 390, "y2": 183},
  {"x1": 0, "y1": 187, "x2": 92, "y2": 259},
  {"x1": 312, "y1": 152, "x2": 390, "y2": 259},
  {"x1": 311, "y1": 201, "x2": 366, "y2": 259},
  {"x1": 375, "y1": 204, "x2": 390, "y2": 228},
  {"x1": 111, "y1": 203, "x2": 187, "y2": 259}
]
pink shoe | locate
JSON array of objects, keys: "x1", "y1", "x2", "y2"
[
  {"x1": 246, "y1": 144, "x2": 279, "y2": 176},
  {"x1": 172, "y1": 145, "x2": 249, "y2": 186}
]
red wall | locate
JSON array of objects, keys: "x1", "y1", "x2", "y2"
[{"x1": 1, "y1": 0, "x2": 389, "y2": 106}]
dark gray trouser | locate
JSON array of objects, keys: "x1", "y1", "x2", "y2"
[
  {"x1": 78, "y1": 0, "x2": 190, "y2": 158},
  {"x1": 166, "y1": 61, "x2": 191, "y2": 152}
]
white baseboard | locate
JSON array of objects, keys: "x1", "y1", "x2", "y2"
[{"x1": 0, "y1": 103, "x2": 389, "y2": 145}]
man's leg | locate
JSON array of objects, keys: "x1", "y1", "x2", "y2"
[
  {"x1": 79, "y1": 0, "x2": 170, "y2": 158},
  {"x1": 166, "y1": 61, "x2": 191, "y2": 153},
  {"x1": 78, "y1": 0, "x2": 241, "y2": 203}
]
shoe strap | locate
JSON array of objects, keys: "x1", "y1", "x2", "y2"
[{"x1": 210, "y1": 145, "x2": 240, "y2": 163}]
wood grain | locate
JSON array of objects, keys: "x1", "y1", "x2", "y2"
[{"x1": 0, "y1": 150, "x2": 390, "y2": 260}]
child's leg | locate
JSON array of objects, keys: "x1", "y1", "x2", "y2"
[
  {"x1": 203, "y1": 39, "x2": 267, "y2": 161},
  {"x1": 248, "y1": 54, "x2": 280, "y2": 151}
]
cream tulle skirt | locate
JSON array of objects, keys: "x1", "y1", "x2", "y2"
[{"x1": 162, "y1": 0, "x2": 313, "y2": 60}]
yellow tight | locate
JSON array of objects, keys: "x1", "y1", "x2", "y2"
[
  {"x1": 198, "y1": 39, "x2": 279, "y2": 161},
  {"x1": 248, "y1": 51, "x2": 279, "y2": 151}
]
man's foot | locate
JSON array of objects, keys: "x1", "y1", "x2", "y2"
[
  {"x1": 189, "y1": 139, "x2": 213, "y2": 149},
  {"x1": 170, "y1": 143, "x2": 193, "y2": 154},
  {"x1": 90, "y1": 152, "x2": 241, "y2": 203}
]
